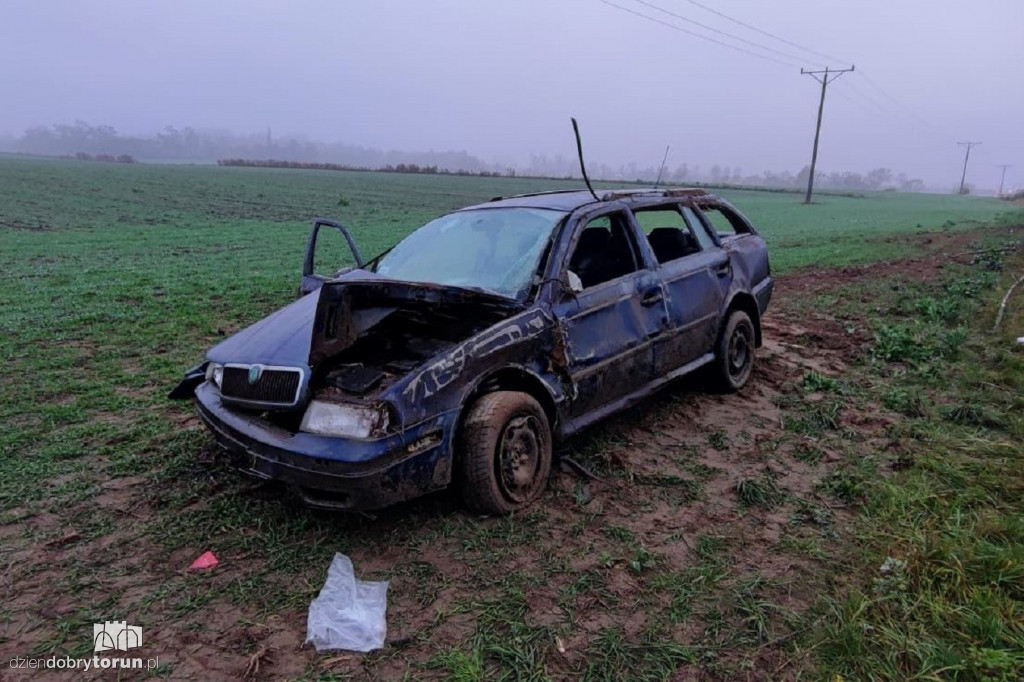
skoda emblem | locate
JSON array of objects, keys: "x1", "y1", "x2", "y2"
[{"x1": 247, "y1": 364, "x2": 263, "y2": 385}]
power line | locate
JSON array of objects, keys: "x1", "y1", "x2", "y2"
[
  {"x1": 801, "y1": 66, "x2": 855, "y2": 204},
  {"x1": 628, "y1": 0, "x2": 828, "y2": 68},
  {"x1": 674, "y1": 0, "x2": 852, "y2": 66},
  {"x1": 856, "y1": 70, "x2": 934, "y2": 130},
  {"x1": 596, "y1": 0, "x2": 802, "y2": 69},
  {"x1": 842, "y1": 80, "x2": 909, "y2": 122},
  {"x1": 957, "y1": 141, "x2": 981, "y2": 194},
  {"x1": 829, "y1": 85, "x2": 890, "y2": 121}
]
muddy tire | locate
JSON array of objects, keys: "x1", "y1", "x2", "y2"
[
  {"x1": 712, "y1": 310, "x2": 755, "y2": 392},
  {"x1": 458, "y1": 391, "x2": 553, "y2": 515}
]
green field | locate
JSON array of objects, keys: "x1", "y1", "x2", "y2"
[{"x1": 1, "y1": 155, "x2": 1022, "y2": 680}]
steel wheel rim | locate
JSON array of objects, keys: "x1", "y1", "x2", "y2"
[
  {"x1": 728, "y1": 324, "x2": 751, "y2": 379},
  {"x1": 498, "y1": 415, "x2": 542, "y2": 503}
]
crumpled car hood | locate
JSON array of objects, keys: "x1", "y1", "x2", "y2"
[
  {"x1": 205, "y1": 287, "x2": 319, "y2": 368},
  {"x1": 205, "y1": 272, "x2": 521, "y2": 377}
]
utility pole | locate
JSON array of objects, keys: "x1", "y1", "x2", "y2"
[
  {"x1": 801, "y1": 65, "x2": 855, "y2": 204},
  {"x1": 956, "y1": 141, "x2": 981, "y2": 194},
  {"x1": 996, "y1": 164, "x2": 1011, "y2": 195}
]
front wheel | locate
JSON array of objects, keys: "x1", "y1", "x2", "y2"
[
  {"x1": 712, "y1": 310, "x2": 755, "y2": 392},
  {"x1": 458, "y1": 391, "x2": 553, "y2": 515}
]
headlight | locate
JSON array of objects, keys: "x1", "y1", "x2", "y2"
[
  {"x1": 299, "y1": 400, "x2": 391, "y2": 439},
  {"x1": 205, "y1": 362, "x2": 224, "y2": 388}
]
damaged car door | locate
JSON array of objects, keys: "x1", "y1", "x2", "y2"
[
  {"x1": 633, "y1": 203, "x2": 726, "y2": 378},
  {"x1": 300, "y1": 218, "x2": 365, "y2": 297},
  {"x1": 551, "y1": 209, "x2": 669, "y2": 423}
]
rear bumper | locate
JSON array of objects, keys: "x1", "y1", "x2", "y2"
[
  {"x1": 194, "y1": 382, "x2": 457, "y2": 510},
  {"x1": 753, "y1": 277, "x2": 774, "y2": 315}
]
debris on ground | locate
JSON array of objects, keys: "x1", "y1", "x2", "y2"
[
  {"x1": 189, "y1": 550, "x2": 219, "y2": 571},
  {"x1": 306, "y1": 553, "x2": 388, "y2": 652}
]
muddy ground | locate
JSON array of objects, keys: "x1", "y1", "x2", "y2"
[{"x1": 1, "y1": 227, "x2": 1007, "y2": 680}]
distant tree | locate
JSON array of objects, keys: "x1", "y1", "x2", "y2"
[
  {"x1": 795, "y1": 165, "x2": 812, "y2": 188},
  {"x1": 865, "y1": 167, "x2": 893, "y2": 190}
]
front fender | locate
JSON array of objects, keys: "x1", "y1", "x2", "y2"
[{"x1": 168, "y1": 362, "x2": 207, "y2": 400}]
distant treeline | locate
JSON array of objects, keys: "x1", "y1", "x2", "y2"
[
  {"x1": 217, "y1": 158, "x2": 872, "y2": 198},
  {"x1": 0, "y1": 120, "x2": 493, "y2": 172},
  {"x1": 62, "y1": 152, "x2": 137, "y2": 164},
  {"x1": 0, "y1": 120, "x2": 929, "y2": 192},
  {"x1": 217, "y1": 158, "x2": 507, "y2": 177}
]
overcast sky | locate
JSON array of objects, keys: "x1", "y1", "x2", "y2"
[{"x1": 2, "y1": 0, "x2": 1021, "y2": 189}]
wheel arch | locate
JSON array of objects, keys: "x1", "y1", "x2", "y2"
[
  {"x1": 459, "y1": 365, "x2": 560, "y2": 433},
  {"x1": 724, "y1": 292, "x2": 763, "y2": 347}
]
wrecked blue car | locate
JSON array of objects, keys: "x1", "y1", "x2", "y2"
[{"x1": 171, "y1": 188, "x2": 773, "y2": 513}]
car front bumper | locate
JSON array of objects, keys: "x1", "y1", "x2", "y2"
[{"x1": 194, "y1": 381, "x2": 457, "y2": 510}]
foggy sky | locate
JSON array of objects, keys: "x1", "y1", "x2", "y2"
[{"x1": 2, "y1": 0, "x2": 1022, "y2": 190}]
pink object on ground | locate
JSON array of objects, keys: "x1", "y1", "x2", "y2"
[{"x1": 189, "y1": 551, "x2": 219, "y2": 570}]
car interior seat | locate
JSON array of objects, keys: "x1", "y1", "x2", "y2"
[
  {"x1": 605, "y1": 224, "x2": 638, "y2": 281},
  {"x1": 648, "y1": 227, "x2": 699, "y2": 263},
  {"x1": 570, "y1": 227, "x2": 611, "y2": 288}
]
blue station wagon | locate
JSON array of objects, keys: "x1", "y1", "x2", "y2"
[{"x1": 171, "y1": 188, "x2": 773, "y2": 514}]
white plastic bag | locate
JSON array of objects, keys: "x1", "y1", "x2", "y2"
[{"x1": 306, "y1": 553, "x2": 388, "y2": 652}]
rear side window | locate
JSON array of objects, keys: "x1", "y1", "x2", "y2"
[
  {"x1": 681, "y1": 206, "x2": 717, "y2": 250},
  {"x1": 699, "y1": 205, "x2": 751, "y2": 237},
  {"x1": 632, "y1": 206, "x2": 703, "y2": 264}
]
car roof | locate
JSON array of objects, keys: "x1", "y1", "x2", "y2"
[{"x1": 459, "y1": 187, "x2": 717, "y2": 212}]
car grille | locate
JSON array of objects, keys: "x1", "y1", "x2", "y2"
[{"x1": 221, "y1": 365, "x2": 302, "y2": 406}]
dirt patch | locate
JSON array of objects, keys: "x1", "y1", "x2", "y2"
[{"x1": 782, "y1": 226, "x2": 1019, "y2": 300}]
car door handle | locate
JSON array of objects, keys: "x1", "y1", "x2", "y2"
[
  {"x1": 716, "y1": 262, "x2": 731, "y2": 276},
  {"x1": 640, "y1": 290, "x2": 664, "y2": 307}
]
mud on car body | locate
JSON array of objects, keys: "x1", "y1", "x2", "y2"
[{"x1": 171, "y1": 188, "x2": 773, "y2": 514}]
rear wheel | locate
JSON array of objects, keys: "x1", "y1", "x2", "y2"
[
  {"x1": 459, "y1": 391, "x2": 552, "y2": 514},
  {"x1": 712, "y1": 310, "x2": 755, "y2": 392}
]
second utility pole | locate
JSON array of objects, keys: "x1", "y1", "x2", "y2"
[
  {"x1": 801, "y1": 65, "x2": 854, "y2": 204},
  {"x1": 996, "y1": 164, "x2": 1011, "y2": 195},
  {"x1": 957, "y1": 141, "x2": 981, "y2": 194}
]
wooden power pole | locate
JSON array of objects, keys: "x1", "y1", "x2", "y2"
[
  {"x1": 996, "y1": 164, "x2": 1012, "y2": 195},
  {"x1": 801, "y1": 65, "x2": 855, "y2": 204},
  {"x1": 957, "y1": 141, "x2": 981, "y2": 194}
]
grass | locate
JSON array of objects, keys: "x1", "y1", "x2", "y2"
[
  {"x1": 1, "y1": 154, "x2": 1023, "y2": 679},
  {"x1": 803, "y1": 245, "x2": 1024, "y2": 680}
]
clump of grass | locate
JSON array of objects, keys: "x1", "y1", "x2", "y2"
[
  {"x1": 629, "y1": 545, "x2": 659, "y2": 575},
  {"x1": 790, "y1": 500, "x2": 834, "y2": 529},
  {"x1": 733, "y1": 575, "x2": 783, "y2": 642},
  {"x1": 871, "y1": 323, "x2": 931, "y2": 363},
  {"x1": 802, "y1": 370, "x2": 843, "y2": 393},
  {"x1": 792, "y1": 442, "x2": 825, "y2": 465},
  {"x1": 784, "y1": 400, "x2": 844, "y2": 434},
  {"x1": 706, "y1": 429, "x2": 730, "y2": 450},
  {"x1": 601, "y1": 525, "x2": 635, "y2": 543},
  {"x1": 734, "y1": 473, "x2": 785, "y2": 508},
  {"x1": 425, "y1": 647, "x2": 485, "y2": 681},
  {"x1": 881, "y1": 386, "x2": 926, "y2": 417},
  {"x1": 581, "y1": 627, "x2": 697, "y2": 680},
  {"x1": 943, "y1": 403, "x2": 1005, "y2": 429},
  {"x1": 916, "y1": 295, "x2": 961, "y2": 324},
  {"x1": 816, "y1": 470, "x2": 867, "y2": 504}
]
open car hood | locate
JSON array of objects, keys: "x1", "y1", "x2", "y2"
[
  {"x1": 205, "y1": 273, "x2": 522, "y2": 373},
  {"x1": 310, "y1": 278, "x2": 523, "y2": 366}
]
